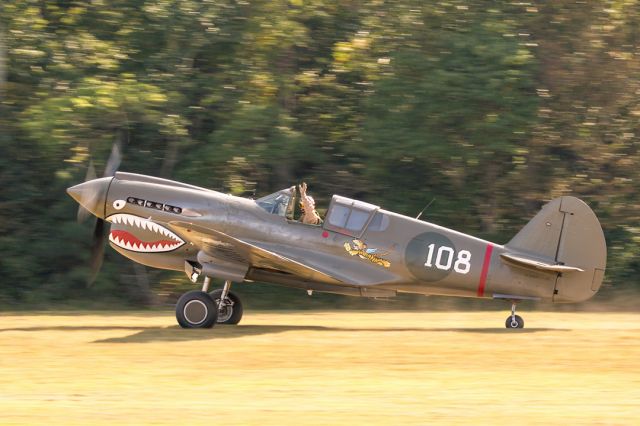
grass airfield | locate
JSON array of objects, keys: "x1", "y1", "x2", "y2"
[{"x1": 0, "y1": 311, "x2": 639, "y2": 425}]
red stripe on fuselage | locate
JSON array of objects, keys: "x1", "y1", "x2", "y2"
[{"x1": 477, "y1": 244, "x2": 494, "y2": 297}]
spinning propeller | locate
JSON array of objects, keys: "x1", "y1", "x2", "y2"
[{"x1": 68, "y1": 142, "x2": 121, "y2": 285}]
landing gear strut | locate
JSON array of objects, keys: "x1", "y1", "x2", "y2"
[
  {"x1": 210, "y1": 280, "x2": 243, "y2": 325},
  {"x1": 505, "y1": 301, "x2": 524, "y2": 329},
  {"x1": 175, "y1": 278, "x2": 244, "y2": 328}
]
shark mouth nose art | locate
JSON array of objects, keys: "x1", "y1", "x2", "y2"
[{"x1": 106, "y1": 213, "x2": 185, "y2": 253}]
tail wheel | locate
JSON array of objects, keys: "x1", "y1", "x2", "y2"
[
  {"x1": 505, "y1": 314, "x2": 524, "y2": 329},
  {"x1": 176, "y1": 290, "x2": 217, "y2": 328},
  {"x1": 209, "y1": 289, "x2": 243, "y2": 325}
]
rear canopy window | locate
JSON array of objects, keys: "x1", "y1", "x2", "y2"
[
  {"x1": 328, "y1": 204, "x2": 351, "y2": 227},
  {"x1": 324, "y1": 195, "x2": 379, "y2": 238},
  {"x1": 367, "y1": 212, "x2": 390, "y2": 232},
  {"x1": 346, "y1": 209, "x2": 370, "y2": 231}
]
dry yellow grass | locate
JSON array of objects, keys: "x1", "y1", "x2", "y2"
[{"x1": 0, "y1": 311, "x2": 639, "y2": 425}]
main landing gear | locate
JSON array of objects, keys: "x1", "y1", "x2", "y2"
[
  {"x1": 505, "y1": 300, "x2": 524, "y2": 329},
  {"x1": 175, "y1": 277, "x2": 244, "y2": 328}
]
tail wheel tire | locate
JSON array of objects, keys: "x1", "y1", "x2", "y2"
[
  {"x1": 209, "y1": 289, "x2": 243, "y2": 325},
  {"x1": 505, "y1": 314, "x2": 524, "y2": 329},
  {"x1": 176, "y1": 290, "x2": 217, "y2": 328}
]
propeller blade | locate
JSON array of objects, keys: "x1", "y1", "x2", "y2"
[
  {"x1": 86, "y1": 159, "x2": 97, "y2": 181},
  {"x1": 88, "y1": 218, "x2": 106, "y2": 286},
  {"x1": 77, "y1": 160, "x2": 97, "y2": 223},
  {"x1": 79, "y1": 138, "x2": 122, "y2": 284},
  {"x1": 103, "y1": 142, "x2": 122, "y2": 177},
  {"x1": 76, "y1": 136, "x2": 120, "y2": 223}
]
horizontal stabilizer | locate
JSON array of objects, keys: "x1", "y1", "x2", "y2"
[{"x1": 500, "y1": 253, "x2": 584, "y2": 273}]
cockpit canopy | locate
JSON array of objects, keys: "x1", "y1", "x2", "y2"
[
  {"x1": 256, "y1": 186, "x2": 296, "y2": 218},
  {"x1": 324, "y1": 195, "x2": 386, "y2": 238},
  {"x1": 256, "y1": 188, "x2": 389, "y2": 236}
]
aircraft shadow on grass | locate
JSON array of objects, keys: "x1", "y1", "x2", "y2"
[
  {"x1": 0, "y1": 325, "x2": 568, "y2": 343},
  {"x1": 0, "y1": 325, "x2": 156, "y2": 333},
  {"x1": 90, "y1": 324, "x2": 566, "y2": 343}
]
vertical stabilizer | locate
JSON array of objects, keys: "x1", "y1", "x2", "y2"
[
  {"x1": 506, "y1": 197, "x2": 607, "y2": 303},
  {"x1": 506, "y1": 198, "x2": 565, "y2": 260}
]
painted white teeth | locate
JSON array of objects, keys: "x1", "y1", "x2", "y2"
[{"x1": 107, "y1": 213, "x2": 185, "y2": 253}]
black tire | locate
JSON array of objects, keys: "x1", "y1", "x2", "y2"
[
  {"x1": 176, "y1": 290, "x2": 217, "y2": 329},
  {"x1": 505, "y1": 314, "x2": 524, "y2": 329},
  {"x1": 209, "y1": 289, "x2": 243, "y2": 325}
]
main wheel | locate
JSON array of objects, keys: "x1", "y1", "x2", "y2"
[
  {"x1": 209, "y1": 289, "x2": 243, "y2": 325},
  {"x1": 505, "y1": 314, "x2": 524, "y2": 329},
  {"x1": 176, "y1": 290, "x2": 218, "y2": 328}
]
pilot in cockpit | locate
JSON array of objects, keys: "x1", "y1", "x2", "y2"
[{"x1": 298, "y1": 182, "x2": 322, "y2": 225}]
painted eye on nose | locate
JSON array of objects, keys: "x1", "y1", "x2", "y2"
[{"x1": 113, "y1": 199, "x2": 126, "y2": 210}]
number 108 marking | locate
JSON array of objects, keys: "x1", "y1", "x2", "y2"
[{"x1": 424, "y1": 244, "x2": 471, "y2": 274}]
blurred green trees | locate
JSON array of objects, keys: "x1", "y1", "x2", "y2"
[{"x1": 1, "y1": 1, "x2": 639, "y2": 305}]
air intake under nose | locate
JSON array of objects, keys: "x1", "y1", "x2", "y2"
[{"x1": 67, "y1": 177, "x2": 113, "y2": 219}]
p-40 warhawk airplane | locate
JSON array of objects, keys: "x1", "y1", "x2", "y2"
[{"x1": 68, "y1": 172, "x2": 606, "y2": 329}]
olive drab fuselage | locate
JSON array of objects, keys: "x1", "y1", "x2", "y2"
[{"x1": 68, "y1": 172, "x2": 607, "y2": 305}]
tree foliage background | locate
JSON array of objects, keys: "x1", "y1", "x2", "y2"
[{"x1": 1, "y1": 1, "x2": 639, "y2": 307}]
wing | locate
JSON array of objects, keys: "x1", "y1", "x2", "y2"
[{"x1": 169, "y1": 221, "x2": 352, "y2": 285}]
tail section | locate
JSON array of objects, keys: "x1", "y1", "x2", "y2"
[{"x1": 505, "y1": 196, "x2": 607, "y2": 303}]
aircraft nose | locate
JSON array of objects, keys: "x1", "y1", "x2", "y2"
[{"x1": 67, "y1": 177, "x2": 113, "y2": 219}]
